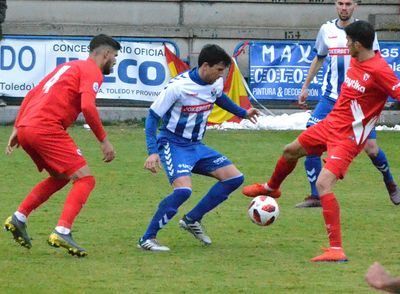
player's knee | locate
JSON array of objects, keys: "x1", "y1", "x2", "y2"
[
  {"x1": 364, "y1": 144, "x2": 379, "y2": 158},
  {"x1": 283, "y1": 144, "x2": 301, "y2": 161}
]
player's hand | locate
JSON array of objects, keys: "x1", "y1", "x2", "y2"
[
  {"x1": 365, "y1": 262, "x2": 393, "y2": 291},
  {"x1": 100, "y1": 137, "x2": 115, "y2": 163},
  {"x1": 246, "y1": 108, "x2": 260, "y2": 124},
  {"x1": 5, "y1": 127, "x2": 19, "y2": 155},
  {"x1": 298, "y1": 86, "x2": 309, "y2": 108},
  {"x1": 144, "y1": 153, "x2": 161, "y2": 174}
]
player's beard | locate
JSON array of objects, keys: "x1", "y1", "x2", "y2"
[
  {"x1": 102, "y1": 60, "x2": 113, "y2": 75},
  {"x1": 338, "y1": 13, "x2": 352, "y2": 22}
]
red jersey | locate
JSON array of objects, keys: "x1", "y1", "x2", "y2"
[
  {"x1": 16, "y1": 58, "x2": 106, "y2": 141},
  {"x1": 325, "y1": 52, "x2": 400, "y2": 145}
]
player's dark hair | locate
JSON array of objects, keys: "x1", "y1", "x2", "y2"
[
  {"x1": 344, "y1": 20, "x2": 375, "y2": 50},
  {"x1": 198, "y1": 44, "x2": 231, "y2": 67},
  {"x1": 89, "y1": 34, "x2": 121, "y2": 52}
]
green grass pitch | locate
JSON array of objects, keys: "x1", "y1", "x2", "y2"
[{"x1": 0, "y1": 125, "x2": 399, "y2": 293}]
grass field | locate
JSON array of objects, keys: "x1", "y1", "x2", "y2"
[{"x1": 0, "y1": 125, "x2": 399, "y2": 293}]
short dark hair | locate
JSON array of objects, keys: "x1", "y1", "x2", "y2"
[
  {"x1": 89, "y1": 34, "x2": 121, "y2": 52},
  {"x1": 344, "y1": 20, "x2": 375, "y2": 50},
  {"x1": 198, "y1": 44, "x2": 231, "y2": 67}
]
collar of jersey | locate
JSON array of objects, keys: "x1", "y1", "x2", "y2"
[
  {"x1": 189, "y1": 67, "x2": 208, "y2": 86},
  {"x1": 335, "y1": 17, "x2": 357, "y2": 30}
]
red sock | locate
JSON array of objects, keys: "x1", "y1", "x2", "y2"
[
  {"x1": 267, "y1": 156, "x2": 297, "y2": 190},
  {"x1": 320, "y1": 193, "x2": 342, "y2": 248},
  {"x1": 18, "y1": 177, "x2": 69, "y2": 216},
  {"x1": 57, "y1": 176, "x2": 95, "y2": 228}
]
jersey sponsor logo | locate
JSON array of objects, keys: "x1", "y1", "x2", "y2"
[
  {"x1": 392, "y1": 82, "x2": 400, "y2": 91},
  {"x1": 328, "y1": 35, "x2": 338, "y2": 39},
  {"x1": 178, "y1": 163, "x2": 193, "y2": 170},
  {"x1": 344, "y1": 76, "x2": 365, "y2": 93},
  {"x1": 93, "y1": 82, "x2": 99, "y2": 93},
  {"x1": 363, "y1": 73, "x2": 370, "y2": 81},
  {"x1": 213, "y1": 156, "x2": 227, "y2": 165},
  {"x1": 328, "y1": 47, "x2": 349, "y2": 56},
  {"x1": 181, "y1": 103, "x2": 213, "y2": 113},
  {"x1": 329, "y1": 155, "x2": 342, "y2": 160}
]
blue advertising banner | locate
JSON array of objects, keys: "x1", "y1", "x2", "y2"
[
  {"x1": 249, "y1": 41, "x2": 400, "y2": 101},
  {"x1": 0, "y1": 36, "x2": 179, "y2": 101}
]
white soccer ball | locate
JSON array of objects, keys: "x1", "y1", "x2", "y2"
[{"x1": 248, "y1": 196, "x2": 279, "y2": 226}]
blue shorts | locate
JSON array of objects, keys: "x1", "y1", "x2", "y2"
[
  {"x1": 157, "y1": 136, "x2": 233, "y2": 184},
  {"x1": 307, "y1": 96, "x2": 376, "y2": 139}
]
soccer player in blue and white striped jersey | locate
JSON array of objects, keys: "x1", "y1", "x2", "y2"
[
  {"x1": 137, "y1": 44, "x2": 260, "y2": 251},
  {"x1": 296, "y1": 0, "x2": 399, "y2": 208}
]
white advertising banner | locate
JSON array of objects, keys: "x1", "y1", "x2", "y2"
[{"x1": 0, "y1": 36, "x2": 178, "y2": 101}]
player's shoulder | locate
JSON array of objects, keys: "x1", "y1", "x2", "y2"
[
  {"x1": 213, "y1": 77, "x2": 224, "y2": 90},
  {"x1": 373, "y1": 53, "x2": 392, "y2": 71},
  {"x1": 64, "y1": 59, "x2": 85, "y2": 68},
  {"x1": 320, "y1": 19, "x2": 337, "y2": 30},
  {"x1": 167, "y1": 71, "x2": 192, "y2": 90},
  {"x1": 74, "y1": 59, "x2": 102, "y2": 79}
]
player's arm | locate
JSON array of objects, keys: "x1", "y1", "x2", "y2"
[
  {"x1": 144, "y1": 109, "x2": 162, "y2": 174},
  {"x1": 299, "y1": 25, "x2": 327, "y2": 105},
  {"x1": 366, "y1": 262, "x2": 400, "y2": 292},
  {"x1": 143, "y1": 85, "x2": 177, "y2": 173},
  {"x1": 81, "y1": 92, "x2": 115, "y2": 163},
  {"x1": 7, "y1": 86, "x2": 41, "y2": 155},
  {"x1": 298, "y1": 56, "x2": 325, "y2": 105},
  {"x1": 5, "y1": 127, "x2": 18, "y2": 155},
  {"x1": 15, "y1": 86, "x2": 40, "y2": 126},
  {"x1": 215, "y1": 93, "x2": 259, "y2": 123},
  {"x1": 374, "y1": 64, "x2": 400, "y2": 100}
]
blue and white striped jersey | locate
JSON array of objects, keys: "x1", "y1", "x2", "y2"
[
  {"x1": 150, "y1": 68, "x2": 224, "y2": 141},
  {"x1": 315, "y1": 18, "x2": 379, "y2": 101}
]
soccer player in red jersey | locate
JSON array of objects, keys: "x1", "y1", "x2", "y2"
[
  {"x1": 243, "y1": 20, "x2": 400, "y2": 262},
  {"x1": 4, "y1": 34, "x2": 120, "y2": 257}
]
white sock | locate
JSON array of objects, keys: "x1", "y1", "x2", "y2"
[
  {"x1": 264, "y1": 183, "x2": 273, "y2": 191},
  {"x1": 14, "y1": 211, "x2": 27, "y2": 223},
  {"x1": 55, "y1": 226, "x2": 70, "y2": 235}
]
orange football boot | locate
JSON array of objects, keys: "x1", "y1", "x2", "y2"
[
  {"x1": 310, "y1": 247, "x2": 348, "y2": 262},
  {"x1": 242, "y1": 183, "x2": 281, "y2": 198}
]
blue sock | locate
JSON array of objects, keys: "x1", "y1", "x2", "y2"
[
  {"x1": 304, "y1": 155, "x2": 321, "y2": 198},
  {"x1": 370, "y1": 148, "x2": 394, "y2": 184},
  {"x1": 142, "y1": 187, "x2": 192, "y2": 240},
  {"x1": 186, "y1": 174, "x2": 244, "y2": 221}
]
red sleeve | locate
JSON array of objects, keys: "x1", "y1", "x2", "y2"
[
  {"x1": 375, "y1": 63, "x2": 400, "y2": 101},
  {"x1": 79, "y1": 60, "x2": 106, "y2": 141},
  {"x1": 81, "y1": 92, "x2": 107, "y2": 142}
]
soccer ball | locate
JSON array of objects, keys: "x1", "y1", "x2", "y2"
[{"x1": 248, "y1": 196, "x2": 279, "y2": 226}]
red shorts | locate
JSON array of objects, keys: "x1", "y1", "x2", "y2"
[
  {"x1": 18, "y1": 127, "x2": 87, "y2": 176},
  {"x1": 298, "y1": 120, "x2": 364, "y2": 179}
]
